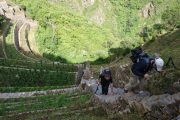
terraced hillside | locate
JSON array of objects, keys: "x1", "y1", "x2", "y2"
[
  {"x1": 0, "y1": 92, "x2": 108, "y2": 120},
  {"x1": 0, "y1": 1, "x2": 40, "y2": 60},
  {"x1": 0, "y1": 0, "x2": 179, "y2": 120},
  {"x1": 0, "y1": 0, "x2": 84, "y2": 93},
  {"x1": 0, "y1": 2, "x2": 94, "y2": 117},
  {"x1": 0, "y1": 16, "x2": 9, "y2": 58},
  {"x1": 9, "y1": 0, "x2": 179, "y2": 63}
]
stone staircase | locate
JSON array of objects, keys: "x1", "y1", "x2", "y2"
[{"x1": 81, "y1": 66, "x2": 180, "y2": 119}]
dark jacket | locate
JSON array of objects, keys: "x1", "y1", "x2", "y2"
[
  {"x1": 131, "y1": 58, "x2": 153, "y2": 77},
  {"x1": 99, "y1": 74, "x2": 112, "y2": 85}
]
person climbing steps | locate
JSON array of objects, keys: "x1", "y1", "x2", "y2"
[
  {"x1": 99, "y1": 68, "x2": 113, "y2": 95},
  {"x1": 125, "y1": 48, "x2": 165, "y2": 93}
]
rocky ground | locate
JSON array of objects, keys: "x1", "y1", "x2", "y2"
[{"x1": 81, "y1": 67, "x2": 180, "y2": 120}]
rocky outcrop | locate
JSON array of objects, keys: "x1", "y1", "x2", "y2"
[
  {"x1": 82, "y1": 65, "x2": 180, "y2": 119},
  {"x1": 0, "y1": 1, "x2": 25, "y2": 21},
  {"x1": 142, "y1": 93, "x2": 180, "y2": 119},
  {"x1": 0, "y1": 0, "x2": 8, "y2": 15},
  {"x1": 110, "y1": 64, "x2": 131, "y2": 88},
  {"x1": 93, "y1": 94, "x2": 130, "y2": 119},
  {"x1": 173, "y1": 115, "x2": 180, "y2": 120},
  {"x1": 141, "y1": 2, "x2": 156, "y2": 18},
  {"x1": 93, "y1": 90, "x2": 180, "y2": 119},
  {"x1": 173, "y1": 81, "x2": 180, "y2": 92}
]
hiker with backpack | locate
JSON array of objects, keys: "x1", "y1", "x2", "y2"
[
  {"x1": 98, "y1": 69, "x2": 113, "y2": 95},
  {"x1": 124, "y1": 47, "x2": 164, "y2": 93}
]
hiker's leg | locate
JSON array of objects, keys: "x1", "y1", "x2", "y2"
[
  {"x1": 80, "y1": 79, "x2": 86, "y2": 90},
  {"x1": 81, "y1": 83, "x2": 86, "y2": 90},
  {"x1": 104, "y1": 84, "x2": 109, "y2": 95},
  {"x1": 102, "y1": 84, "x2": 105, "y2": 94}
]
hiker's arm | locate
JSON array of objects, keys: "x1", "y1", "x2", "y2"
[
  {"x1": 98, "y1": 75, "x2": 102, "y2": 84},
  {"x1": 109, "y1": 83, "x2": 114, "y2": 95},
  {"x1": 110, "y1": 83, "x2": 113, "y2": 90},
  {"x1": 98, "y1": 78, "x2": 101, "y2": 85},
  {"x1": 110, "y1": 79, "x2": 114, "y2": 93},
  {"x1": 144, "y1": 74, "x2": 149, "y2": 80}
]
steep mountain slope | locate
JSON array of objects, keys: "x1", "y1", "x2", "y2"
[
  {"x1": 107, "y1": 29, "x2": 180, "y2": 95},
  {"x1": 144, "y1": 29, "x2": 180, "y2": 94},
  {"x1": 144, "y1": 30, "x2": 180, "y2": 68},
  {"x1": 10, "y1": 0, "x2": 179, "y2": 63}
]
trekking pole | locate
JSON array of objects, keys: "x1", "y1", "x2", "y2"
[
  {"x1": 94, "y1": 83, "x2": 99, "y2": 94},
  {"x1": 166, "y1": 57, "x2": 177, "y2": 69}
]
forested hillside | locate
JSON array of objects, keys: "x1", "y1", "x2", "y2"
[{"x1": 10, "y1": 0, "x2": 179, "y2": 63}]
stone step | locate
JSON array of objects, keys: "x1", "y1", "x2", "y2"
[
  {"x1": 140, "y1": 92, "x2": 180, "y2": 112},
  {"x1": 81, "y1": 66, "x2": 180, "y2": 119},
  {"x1": 94, "y1": 94, "x2": 121, "y2": 103},
  {"x1": 84, "y1": 76, "x2": 179, "y2": 119}
]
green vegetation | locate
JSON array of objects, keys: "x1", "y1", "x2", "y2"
[
  {"x1": 5, "y1": 24, "x2": 27, "y2": 60},
  {"x1": 11, "y1": 0, "x2": 116, "y2": 63},
  {"x1": 0, "y1": 17, "x2": 9, "y2": 58},
  {"x1": 0, "y1": 12, "x2": 79, "y2": 92},
  {"x1": 0, "y1": 58, "x2": 78, "y2": 89},
  {"x1": 0, "y1": 58, "x2": 78, "y2": 72},
  {"x1": 10, "y1": 0, "x2": 179, "y2": 63},
  {"x1": 0, "y1": 16, "x2": 7, "y2": 34},
  {"x1": 0, "y1": 16, "x2": 5, "y2": 58},
  {"x1": 0, "y1": 67, "x2": 76, "y2": 87},
  {"x1": 0, "y1": 0, "x2": 179, "y2": 119},
  {"x1": 144, "y1": 29, "x2": 180, "y2": 94},
  {"x1": 0, "y1": 93, "x2": 91, "y2": 116},
  {"x1": 0, "y1": 92, "x2": 109, "y2": 120},
  {"x1": 162, "y1": 6, "x2": 180, "y2": 30}
]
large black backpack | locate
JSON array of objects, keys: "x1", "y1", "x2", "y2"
[{"x1": 130, "y1": 47, "x2": 149, "y2": 63}]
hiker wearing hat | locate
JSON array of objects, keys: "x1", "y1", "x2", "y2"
[
  {"x1": 125, "y1": 53, "x2": 164, "y2": 93},
  {"x1": 99, "y1": 69, "x2": 113, "y2": 95}
]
